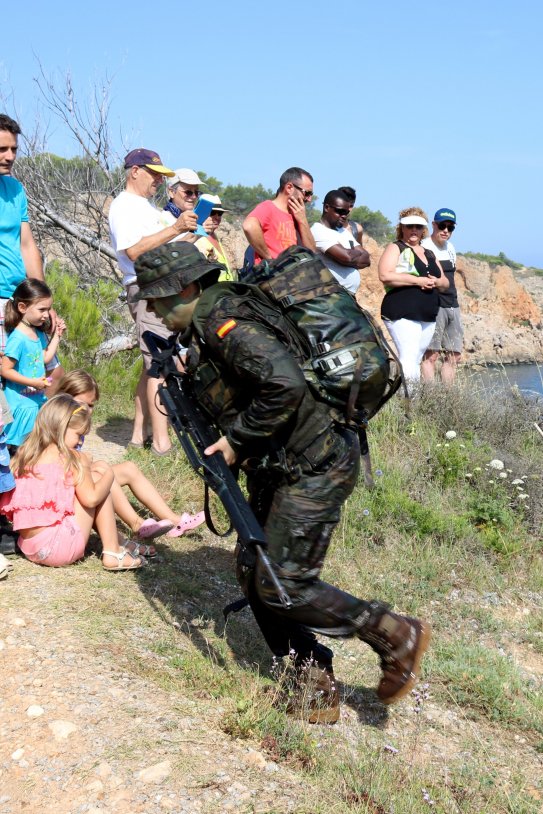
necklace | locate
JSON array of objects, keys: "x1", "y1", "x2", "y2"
[{"x1": 21, "y1": 319, "x2": 35, "y2": 328}]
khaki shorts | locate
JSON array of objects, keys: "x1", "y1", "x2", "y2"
[
  {"x1": 427, "y1": 306, "x2": 463, "y2": 354},
  {"x1": 125, "y1": 282, "x2": 172, "y2": 370}
]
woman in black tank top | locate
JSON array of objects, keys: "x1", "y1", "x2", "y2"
[{"x1": 378, "y1": 207, "x2": 448, "y2": 390}]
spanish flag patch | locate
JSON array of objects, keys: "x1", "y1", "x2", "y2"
[{"x1": 216, "y1": 319, "x2": 237, "y2": 339}]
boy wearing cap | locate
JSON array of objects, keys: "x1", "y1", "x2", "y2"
[
  {"x1": 421, "y1": 209, "x2": 462, "y2": 384},
  {"x1": 134, "y1": 242, "x2": 431, "y2": 724},
  {"x1": 108, "y1": 148, "x2": 198, "y2": 454}
]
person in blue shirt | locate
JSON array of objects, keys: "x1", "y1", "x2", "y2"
[{"x1": 0, "y1": 114, "x2": 45, "y2": 351}]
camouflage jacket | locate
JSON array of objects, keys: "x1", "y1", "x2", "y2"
[{"x1": 189, "y1": 282, "x2": 334, "y2": 463}]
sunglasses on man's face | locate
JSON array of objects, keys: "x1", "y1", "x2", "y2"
[
  {"x1": 330, "y1": 206, "x2": 350, "y2": 216},
  {"x1": 292, "y1": 183, "x2": 313, "y2": 200},
  {"x1": 181, "y1": 189, "x2": 199, "y2": 198},
  {"x1": 437, "y1": 222, "x2": 455, "y2": 232}
]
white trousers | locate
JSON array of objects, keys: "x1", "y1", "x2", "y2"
[{"x1": 385, "y1": 318, "x2": 436, "y2": 382}]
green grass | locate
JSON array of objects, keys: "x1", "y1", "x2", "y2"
[
  {"x1": 462, "y1": 251, "x2": 524, "y2": 270},
  {"x1": 427, "y1": 639, "x2": 542, "y2": 731}
]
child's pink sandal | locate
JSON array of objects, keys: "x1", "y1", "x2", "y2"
[
  {"x1": 137, "y1": 518, "x2": 175, "y2": 540},
  {"x1": 166, "y1": 512, "x2": 205, "y2": 538}
]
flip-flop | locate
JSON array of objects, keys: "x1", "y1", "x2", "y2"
[
  {"x1": 101, "y1": 547, "x2": 146, "y2": 571},
  {"x1": 150, "y1": 445, "x2": 174, "y2": 458},
  {"x1": 166, "y1": 512, "x2": 206, "y2": 538},
  {"x1": 127, "y1": 436, "x2": 152, "y2": 450},
  {"x1": 136, "y1": 518, "x2": 175, "y2": 541}
]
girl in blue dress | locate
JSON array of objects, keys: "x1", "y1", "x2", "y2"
[{"x1": 1, "y1": 280, "x2": 66, "y2": 446}]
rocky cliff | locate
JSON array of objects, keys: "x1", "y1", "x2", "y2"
[{"x1": 220, "y1": 223, "x2": 543, "y2": 365}]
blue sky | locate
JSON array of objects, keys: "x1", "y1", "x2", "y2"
[{"x1": 2, "y1": 0, "x2": 542, "y2": 266}]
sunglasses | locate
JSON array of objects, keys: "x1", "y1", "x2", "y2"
[
  {"x1": 139, "y1": 166, "x2": 164, "y2": 179},
  {"x1": 404, "y1": 224, "x2": 424, "y2": 230},
  {"x1": 292, "y1": 183, "x2": 313, "y2": 200},
  {"x1": 330, "y1": 206, "x2": 350, "y2": 216},
  {"x1": 180, "y1": 189, "x2": 199, "y2": 198},
  {"x1": 211, "y1": 210, "x2": 224, "y2": 217},
  {"x1": 437, "y1": 222, "x2": 455, "y2": 232}
]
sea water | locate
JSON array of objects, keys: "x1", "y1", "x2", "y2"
[{"x1": 468, "y1": 363, "x2": 543, "y2": 399}]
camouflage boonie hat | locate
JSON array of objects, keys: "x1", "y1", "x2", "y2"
[{"x1": 134, "y1": 242, "x2": 225, "y2": 300}]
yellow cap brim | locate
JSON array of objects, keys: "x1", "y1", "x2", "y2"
[{"x1": 144, "y1": 164, "x2": 175, "y2": 177}]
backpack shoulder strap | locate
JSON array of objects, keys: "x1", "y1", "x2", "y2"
[{"x1": 349, "y1": 220, "x2": 360, "y2": 245}]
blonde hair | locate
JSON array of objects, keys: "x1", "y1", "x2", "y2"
[
  {"x1": 11, "y1": 394, "x2": 92, "y2": 485},
  {"x1": 55, "y1": 369, "x2": 100, "y2": 401},
  {"x1": 395, "y1": 206, "x2": 429, "y2": 242}
]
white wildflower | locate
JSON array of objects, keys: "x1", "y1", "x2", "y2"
[
  {"x1": 465, "y1": 473, "x2": 473, "y2": 478},
  {"x1": 489, "y1": 459, "x2": 504, "y2": 470},
  {"x1": 444, "y1": 443, "x2": 450, "y2": 448},
  {"x1": 488, "y1": 480, "x2": 495, "y2": 484},
  {"x1": 518, "y1": 493, "x2": 529, "y2": 500},
  {"x1": 445, "y1": 430, "x2": 457, "y2": 440},
  {"x1": 511, "y1": 479, "x2": 523, "y2": 485},
  {"x1": 474, "y1": 467, "x2": 482, "y2": 472},
  {"x1": 436, "y1": 443, "x2": 442, "y2": 448},
  {"x1": 499, "y1": 472, "x2": 508, "y2": 479}
]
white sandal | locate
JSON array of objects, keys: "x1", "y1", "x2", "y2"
[
  {"x1": 101, "y1": 547, "x2": 146, "y2": 571},
  {"x1": 0, "y1": 552, "x2": 13, "y2": 580}
]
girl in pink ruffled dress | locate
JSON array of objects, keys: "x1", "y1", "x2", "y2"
[
  {"x1": 55, "y1": 370, "x2": 205, "y2": 553},
  {"x1": 0, "y1": 395, "x2": 145, "y2": 571}
]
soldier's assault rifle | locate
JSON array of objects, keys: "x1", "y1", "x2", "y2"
[{"x1": 142, "y1": 331, "x2": 292, "y2": 610}]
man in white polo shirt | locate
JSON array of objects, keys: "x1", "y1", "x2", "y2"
[{"x1": 108, "y1": 148, "x2": 197, "y2": 454}]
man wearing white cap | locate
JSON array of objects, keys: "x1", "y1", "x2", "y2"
[
  {"x1": 162, "y1": 169, "x2": 206, "y2": 243},
  {"x1": 108, "y1": 149, "x2": 198, "y2": 454}
]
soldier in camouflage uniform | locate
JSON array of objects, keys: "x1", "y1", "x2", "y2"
[{"x1": 134, "y1": 242, "x2": 430, "y2": 724}]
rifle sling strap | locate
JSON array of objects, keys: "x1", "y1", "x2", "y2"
[
  {"x1": 203, "y1": 483, "x2": 233, "y2": 538},
  {"x1": 223, "y1": 596, "x2": 249, "y2": 620},
  {"x1": 346, "y1": 352, "x2": 364, "y2": 423}
]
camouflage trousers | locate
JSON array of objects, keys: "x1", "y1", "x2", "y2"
[{"x1": 241, "y1": 427, "x2": 372, "y2": 668}]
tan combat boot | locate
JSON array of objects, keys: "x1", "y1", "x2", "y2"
[
  {"x1": 360, "y1": 603, "x2": 431, "y2": 704},
  {"x1": 286, "y1": 662, "x2": 340, "y2": 724}
]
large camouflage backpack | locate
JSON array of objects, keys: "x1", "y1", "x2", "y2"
[{"x1": 244, "y1": 245, "x2": 403, "y2": 425}]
